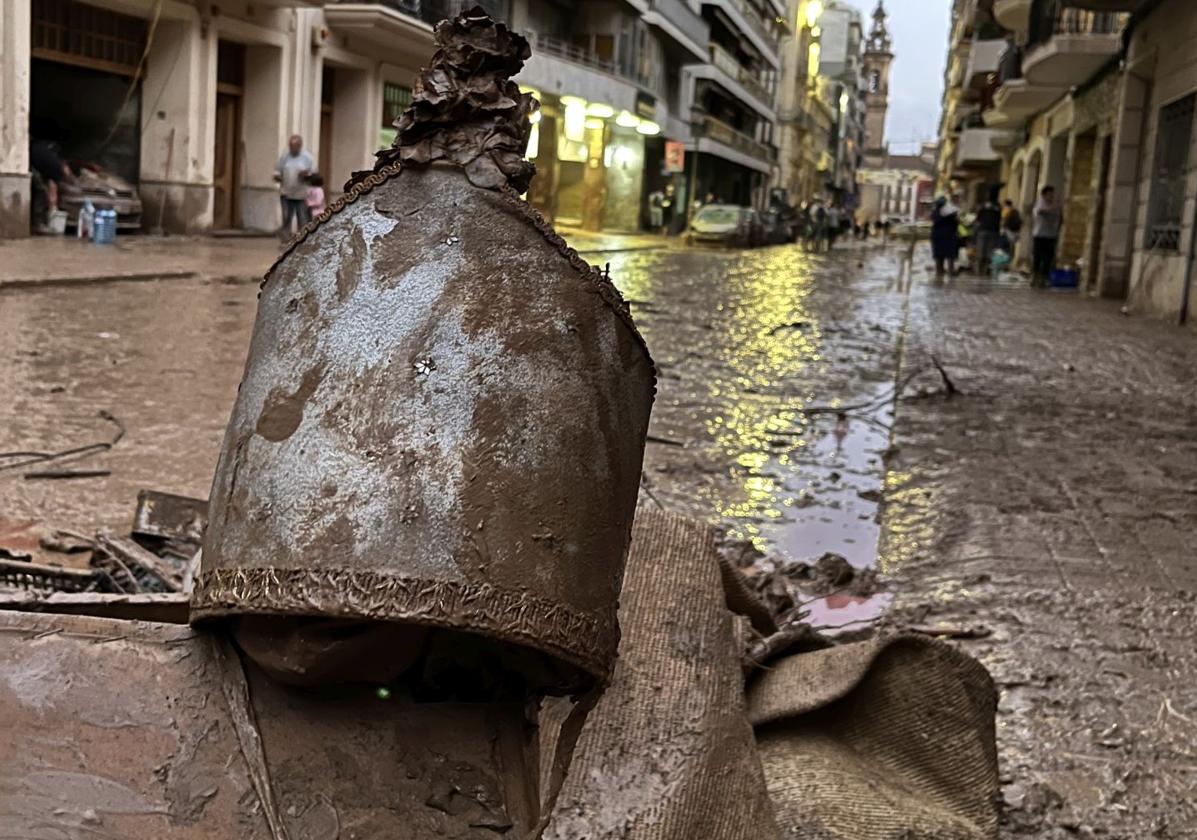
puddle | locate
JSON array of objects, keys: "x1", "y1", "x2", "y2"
[{"x1": 610, "y1": 245, "x2": 906, "y2": 586}]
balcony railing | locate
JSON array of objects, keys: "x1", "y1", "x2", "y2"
[
  {"x1": 1027, "y1": 0, "x2": 1126, "y2": 49},
  {"x1": 696, "y1": 114, "x2": 776, "y2": 162},
  {"x1": 367, "y1": 0, "x2": 507, "y2": 27},
  {"x1": 709, "y1": 43, "x2": 772, "y2": 105},
  {"x1": 720, "y1": 0, "x2": 778, "y2": 53},
  {"x1": 526, "y1": 32, "x2": 620, "y2": 77}
]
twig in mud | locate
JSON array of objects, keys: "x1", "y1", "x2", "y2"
[
  {"x1": 798, "y1": 366, "x2": 925, "y2": 417},
  {"x1": 647, "y1": 434, "x2": 685, "y2": 447},
  {"x1": 639, "y1": 477, "x2": 666, "y2": 511},
  {"x1": 813, "y1": 618, "x2": 876, "y2": 633},
  {"x1": 907, "y1": 624, "x2": 991, "y2": 640},
  {"x1": 930, "y1": 355, "x2": 958, "y2": 398},
  {"x1": 0, "y1": 411, "x2": 125, "y2": 473},
  {"x1": 23, "y1": 469, "x2": 112, "y2": 481},
  {"x1": 1156, "y1": 697, "x2": 1194, "y2": 728}
]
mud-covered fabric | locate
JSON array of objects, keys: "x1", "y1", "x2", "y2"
[
  {"x1": 543, "y1": 508, "x2": 780, "y2": 839},
  {"x1": 749, "y1": 634, "x2": 999, "y2": 839}
]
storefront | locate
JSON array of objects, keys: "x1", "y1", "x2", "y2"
[{"x1": 522, "y1": 89, "x2": 661, "y2": 232}]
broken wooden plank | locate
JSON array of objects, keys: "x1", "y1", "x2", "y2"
[{"x1": 0, "y1": 591, "x2": 189, "y2": 623}]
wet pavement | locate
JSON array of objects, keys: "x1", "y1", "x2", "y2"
[{"x1": 2, "y1": 236, "x2": 1196, "y2": 837}]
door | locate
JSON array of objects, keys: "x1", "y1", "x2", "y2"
[{"x1": 213, "y1": 93, "x2": 241, "y2": 229}]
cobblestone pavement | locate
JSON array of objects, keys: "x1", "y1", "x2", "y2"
[{"x1": 1, "y1": 238, "x2": 1194, "y2": 836}]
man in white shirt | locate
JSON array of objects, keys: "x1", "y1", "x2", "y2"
[
  {"x1": 275, "y1": 134, "x2": 315, "y2": 240},
  {"x1": 1031, "y1": 185, "x2": 1062, "y2": 287}
]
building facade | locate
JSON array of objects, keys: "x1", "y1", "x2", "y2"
[
  {"x1": 1, "y1": 0, "x2": 786, "y2": 237},
  {"x1": 2, "y1": 0, "x2": 448, "y2": 237},
  {"x1": 775, "y1": 0, "x2": 869, "y2": 207},
  {"x1": 935, "y1": 0, "x2": 1197, "y2": 323}
]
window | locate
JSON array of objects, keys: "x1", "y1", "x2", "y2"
[
  {"x1": 1147, "y1": 93, "x2": 1196, "y2": 250},
  {"x1": 382, "y1": 82, "x2": 412, "y2": 128},
  {"x1": 379, "y1": 82, "x2": 412, "y2": 148}
]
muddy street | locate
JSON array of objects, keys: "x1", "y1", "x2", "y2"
[{"x1": 2, "y1": 240, "x2": 1196, "y2": 837}]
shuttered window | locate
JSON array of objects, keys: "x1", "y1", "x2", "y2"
[{"x1": 32, "y1": 0, "x2": 146, "y2": 77}]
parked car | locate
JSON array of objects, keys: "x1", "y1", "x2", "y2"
[
  {"x1": 61, "y1": 162, "x2": 143, "y2": 231},
  {"x1": 686, "y1": 204, "x2": 756, "y2": 248},
  {"x1": 758, "y1": 209, "x2": 796, "y2": 245}
]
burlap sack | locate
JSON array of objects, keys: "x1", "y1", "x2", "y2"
[
  {"x1": 543, "y1": 509, "x2": 780, "y2": 839},
  {"x1": 749, "y1": 634, "x2": 999, "y2": 839}
]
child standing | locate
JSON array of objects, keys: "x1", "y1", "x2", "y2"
[{"x1": 305, "y1": 173, "x2": 326, "y2": 219}]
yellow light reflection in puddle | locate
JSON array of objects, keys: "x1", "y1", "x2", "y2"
[
  {"x1": 703, "y1": 248, "x2": 822, "y2": 549},
  {"x1": 876, "y1": 468, "x2": 936, "y2": 575}
]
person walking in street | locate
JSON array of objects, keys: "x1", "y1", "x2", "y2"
[
  {"x1": 275, "y1": 134, "x2": 315, "y2": 241},
  {"x1": 974, "y1": 188, "x2": 1002, "y2": 275},
  {"x1": 1031, "y1": 185, "x2": 1062, "y2": 287},
  {"x1": 931, "y1": 196, "x2": 960, "y2": 279},
  {"x1": 648, "y1": 189, "x2": 665, "y2": 234},
  {"x1": 826, "y1": 204, "x2": 841, "y2": 251}
]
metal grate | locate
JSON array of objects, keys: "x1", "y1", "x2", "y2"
[
  {"x1": 32, "y1": 0, "x2": 147, "y2": 76},
  {"x1": 383, "y1": 82, "x2": 413, "y2": 128},
  {"x1": 1147, "y1": 94, "x2": 1196, "y2": 251}
]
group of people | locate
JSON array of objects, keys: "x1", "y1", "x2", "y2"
[{"x1": 930, "y1": 184, "x2": 1062, "y2": 285}]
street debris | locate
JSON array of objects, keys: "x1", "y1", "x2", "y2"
[
  {"x1": 0, "y1": 409, "x2": 125, "y2": 480},
  {"x1": 0, "y1": 490, "x2": 204, "y2": 597}
]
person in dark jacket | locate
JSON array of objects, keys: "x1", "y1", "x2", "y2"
[
  {"x1": 931, "y1": 196, "x2": 960, "y2": 278},
  {"x1": 974, "y1": 189, "x2": 1003, "y2": 274}
]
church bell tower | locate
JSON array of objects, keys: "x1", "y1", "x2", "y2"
[{"x1": 862, "y1": 0, "x2": 893, "y2": 162}]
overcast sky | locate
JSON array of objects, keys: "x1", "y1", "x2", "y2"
[{"x1": 837, "y1": 0, "x2": 953, "y2": 153}]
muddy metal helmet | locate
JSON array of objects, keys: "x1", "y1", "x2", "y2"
[{"x1": 192, "y1": 8, "x2": 655, "y2": 693}]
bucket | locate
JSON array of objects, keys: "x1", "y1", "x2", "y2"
[
  {"x1": 46, "y1": 210, "x2": 67, "y2": 235},
  {"x1": 1050, "y1": 268, "x2": 1078, "y2": 288}
]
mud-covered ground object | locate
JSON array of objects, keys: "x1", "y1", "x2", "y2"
[
  {"x1": 195, "y1": 5, "x2": 653, "y2": 694},
  {"x1": 195, "y1": 162, "x2": 654, "y2": 694}
]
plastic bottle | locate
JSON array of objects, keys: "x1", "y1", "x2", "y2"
[{"x1": 78, "y1": 199, "x2": 95, "y2": 239}]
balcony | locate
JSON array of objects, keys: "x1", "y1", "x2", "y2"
[
  {"x1": 694, "y1": 114, "x2": 775, "y2": 173},
  {"x1": 994, "y1": 0, "x2": 1031, "y2": 33},
  {"x1": 643, "y1": 0, "x2": 709, "y2": 62},
  {"x1": 323, "y1": 0, "x2": 437, "y2": 55},
  {"x1": 526, "y1": 33, "x2": 621, "y2": 77},
  {"x1": 1023, "y1": 0, "x2": 1127, "y2": 87},
  {"x1": 701, "y1": 43, "x2": 774, "y2": 114},
  {"x1": 702, "y1": 0, "x2": 780, "y2": 67},
  {"x1": 965, "y1": 38, "x2": 1007, "y2": 92},
  {"x1": 956, "y1": 126, "x2": 1018, "y2": 167}
]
